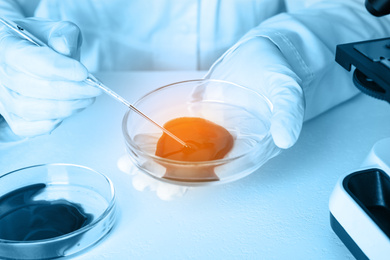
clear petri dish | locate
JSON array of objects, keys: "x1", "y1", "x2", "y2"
[
  {"x1": 122, "y1": 79, "x2": 280, "y2": 186},
  {"x1": 0, "y1": 163, "x2": 116, "y2": 260}
]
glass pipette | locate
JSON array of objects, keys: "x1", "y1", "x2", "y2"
[
  {"x1": 0, "y1": 17, "x2": 188, "y2": 147},
  {"x1": 85, "y1": 74, "x2": 188, "y2": 146}
]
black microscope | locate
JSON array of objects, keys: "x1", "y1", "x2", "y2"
[{"x1": 335, "y1": 0, "x2": 390, "y2": 102}]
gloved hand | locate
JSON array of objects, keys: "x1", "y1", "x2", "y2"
[
  {"x1": 0, "y1": 17, "x2": 101, "y2": 137},
  {"x1": 206, "y1": 37, "x2": 305, "y2": 149}
]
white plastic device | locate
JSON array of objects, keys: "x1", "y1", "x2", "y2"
[{"x1": 329, "y1": 138, "x2": 390, "y2": 260}]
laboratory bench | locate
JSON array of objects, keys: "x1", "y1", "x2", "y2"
[{"x1": 0, "y1": 71, "x2": 389, "y2": 259}]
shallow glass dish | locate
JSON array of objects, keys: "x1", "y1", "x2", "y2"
[
  {"x1": 0, "y1": 164, "x2": 116, "y2": 260},
  {"x1": 122, "y1": 79, "x2": 280, "y2": 186}
]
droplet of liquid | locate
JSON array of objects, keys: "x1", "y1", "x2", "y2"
[{"x1": 155, "y1": 117, "x2": 234, "y2": 181}]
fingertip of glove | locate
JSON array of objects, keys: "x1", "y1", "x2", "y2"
[
  {"x1": 49, "y1": 36, "x2": 73, "y2": 56},
  {"x1": 49, "y1": 21, "x2": 82, "y2": 53},
  {"x1": 270, "y1": 120, "x2": 299, "y2": 149},
  {"x1": 53, "y1": 57, "x2": 88, "y2": 81},
  {"x1": 69, "y1": 59, "x2": 89, "y2": 81},
  {"x1": 8, "y1": 117, "x2": 62, "y2": 137}
]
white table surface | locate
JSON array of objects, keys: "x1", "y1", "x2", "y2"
[{"x1": 1, "y1": 71, "x2": 389, "y2": 259}]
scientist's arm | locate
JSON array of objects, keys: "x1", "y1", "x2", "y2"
[
  {"x1": 254, "y1": 0, "x2": 390, "y2": 119},
  {"x1": 209, "y1": 0, "x2": 390, "y2": 149},
  {"x1": 0, "y1": 1, "x2": 101, "y2": 137}
]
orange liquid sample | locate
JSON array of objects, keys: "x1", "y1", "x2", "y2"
[{"x1": 155, "y1": 117, "x2": 234, "y2": 182}]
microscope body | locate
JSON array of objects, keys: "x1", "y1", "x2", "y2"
[{"x1": 335, "y1": 0, "x2": 390, "y2": 103}]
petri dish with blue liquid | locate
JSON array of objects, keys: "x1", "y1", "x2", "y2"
[{"x1": 0, "y1": 164, "x2": 116, "y2": 260}]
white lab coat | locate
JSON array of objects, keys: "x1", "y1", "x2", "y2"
[{"x1": 0, "y1": 0, "x2": 389, "y2": 120}]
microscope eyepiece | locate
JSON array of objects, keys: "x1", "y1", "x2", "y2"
[{"x1": 365, "y1": 0, "x2": 390, "y2": 16}]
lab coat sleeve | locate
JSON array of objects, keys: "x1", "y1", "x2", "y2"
[
  {"x1": 0, "y1": 0, "x2": 32, "y2": 19},
  {"x1": 212, "y1": 0, "x2": 390, "y2": 121}
]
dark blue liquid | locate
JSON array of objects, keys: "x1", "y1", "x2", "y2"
[{"x1": 0, "y1": 184, "x2": 93, "y2": 241}]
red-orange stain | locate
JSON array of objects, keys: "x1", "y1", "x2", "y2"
[{"x1": 155, "y1": 117, "x2": 234, "y2": 182}]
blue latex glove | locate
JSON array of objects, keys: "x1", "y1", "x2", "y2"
[
  {"x1": 0, "y1": 18, "x2": 101, "y2": 137},
  {"x1": 207, "y1": 37, "x2": 305, "y2": 149}
]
